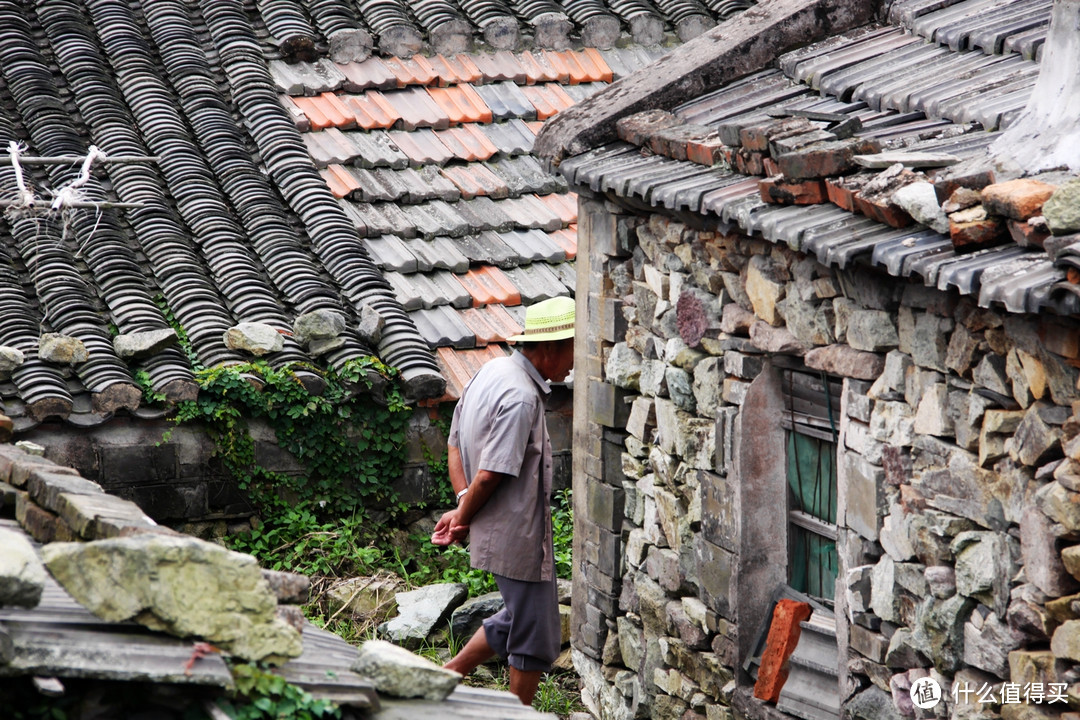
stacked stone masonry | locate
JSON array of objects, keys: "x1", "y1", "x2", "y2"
[{"x1": 572, "y1": 197, "x2": 1080, "y2": 720}]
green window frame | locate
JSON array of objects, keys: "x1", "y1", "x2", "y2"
[{"x1": 781, "y1": 369, "x2": 840, "y2": 604}]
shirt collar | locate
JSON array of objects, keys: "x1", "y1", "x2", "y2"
[{"x1": 512, "y1": 350, "x2": 551, "y2": 396}]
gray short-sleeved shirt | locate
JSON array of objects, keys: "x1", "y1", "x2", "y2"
[{"x1": 448, "y1": 352, "x2": 553, "y2": 582}]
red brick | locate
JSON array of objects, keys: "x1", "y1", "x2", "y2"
[
  {"x1": 980, "y1": 178, "x2": 1057, "y2": 221},
  {"x1": 762, "y1": 156, "x2": 781, "y2": 176},
  {"x1": 825, "y1": 179, "x2": 859, "y2": 212},
  {"x1": 855, "y1": 195, "x2": 913, "y2": 228},
  {"x1": 648, "y1": 124, "x2": 718, "y2": 161},
  {"x1": 759, "y1": 177, "x2": 828, "y2": 205},
  {"x1": 686, "y1": 135, "x2": 728, "y2": 166},
  {"x1": 754, "y1": 599, "x2": 812, "y2": 702},
  {"x1": 734, "y1": 148, "x2": 765, "y2": 176},
  {"x1": 615, "y1": 109, "x2": 681, "y2": 147},
  {"x1": 0, "y1": 414, "x2": 10, "y2": 443},
  {"x1": 15, "y1": 492, "x2": 65, "y2": 544},
  {"x1": 950, "y1": 217, "x2": 1008, "y2": 252},
  {"x1": 739, "y1": 117, "x2": 814, "y2": 152},
  {"x1": 1007, "y1": 219, "x2": 1050, "y2": 249},
  {"x1": 932, "y1": 164, "x2": 995, "y2": 203},
  {"x1": 776, "y1": 138, "x2": 882, "y2": 180}
]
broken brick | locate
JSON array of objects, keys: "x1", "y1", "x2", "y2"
[
  {"x1": 981, "y1": 178, "x2": 1058, "y2": 221},
  {"x1": 734, "y1": 148, "x2": 765, "y2": 176},
  {"x1": 826, "y1": 176, "x2": 870, "y2": 213},
  {"x1": 739, "y1": 117, "x2": 815, "y2": 152},
  {"x1": 615, "y1": 109, "x2": 682, "y2": 147},
  {"x1": 769, "y1": 129, "x2": 836, "y2": 159},
  {"x1": 776, "y1": 137, "x2": 882, "y2": 180},
  {"x1": 942, "y1": 186, "x2": 983, "y2": 213},
  {"x1": 762, "y1": 156, "x2": 780, "y2": 177},
  {"x1": 648, "y1": 123, "x2": 717, "y2": 161},
  {"x1": 856, "y1": 194, "x2": 913, "y2": 228},
  {"x1": 753, "y1": 599, "x2": 812, "y2": 703},
  {"x1": 950, "y1": 216, "x2": 1008, "y2": 252},
  {"x1": 932, "y1": 161, "x2": 995, "y2": 203},
  {"x1": 1007, "y1": 219, "x2": 1050, "y2": 249},
  {"x1": 759, "y1": 176, "x2": 828, "y2": 205},
  {"x1": 686, "y1": 134, "x2": 728, "y2": 166}
]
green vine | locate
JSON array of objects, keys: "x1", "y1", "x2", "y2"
[{"x1": 166, "y1": 357, "x2": 410, "y2": 516}]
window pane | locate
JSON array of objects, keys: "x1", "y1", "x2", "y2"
[
  {"x1": 786, "y1": 431, "x2": 837, "y2": 524},
  {"x1": 789, "y1": 525, "x2": 838, "y2": 600}
]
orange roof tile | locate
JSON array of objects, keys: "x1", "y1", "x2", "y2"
[
  {"x1": 455, "y1": 266, "x2": 521, "y2": 307},
  {"x1": 427, "y1": 86, "x2": 492, "y2": 126},
  {"x1": 459, "y1": 307, "x2": 498, "y2": 346},
  {"x1": 540, "y1": 50, "x2": 572, "y2": 84},
  {"x1": 581, "y1": 48, "x2": 614, "y2": 83},
  {"x1": 321, "y1": 164, "x2": 361, "y2": 198},
  {"x1": 525, "y1": 120, "x2": 545, "y2": 135},
  {"x1": 317, "y1": 92, "x2": 357, "y2": 128},
  {"x1": 466, "y1": 304, "x2": 522, "y2": 343},
  {"x1": 410, "y1": 55, "x2": 439, "y2": 84},
  {"x1": 453, "y1": 54, "x2": 484, "y2": 84},
  {"x1": 342, "y1": 94, "x2": 396, "y2": 130},
  {"x1": 538, "y1": 192, "x2": 578, "y2": 225},
  {"x1": 432, "y1": 345, "x2": 510, "y2": 402},
  {"x1": 426, "y1": 86, "x2": 468, "y2": 125},
  {"x1": 549, "y1": 227, "x2": 578, "y2": 259},
  {"x1": 456, "y1": 84, "x2": 494, "y2": 124},
  {"x1": 560, "y1": 51, "x2": 590, "y2": 84},
  {"x1": 428, "y1": 54, "x2": 468, "y2": 86},
  {"x1": 462, "y1": 124, "x2": 498, "y2": 158},
  {"x1": 435, "y1": 126, "x2": 498, "y2": 162},
  {"x1": 520, "y1": 85, "x2": 559, "y2": 121},
  {"x1": 546, "y1": 84, "x2": 577, "y2": 113},
  {"x1": 470, "y1": 164, "x2": 510, "y2": 198},
  {"x1": 441, "y1": 165, "x2": 486, "y2": 200},
  {"x1": 291, "y1": 95, "x2": 333, "y2": 131},
  {"x1": 366, "y1": 92, "x2": 404, "y2": 127},
  {"x1": 383, "y1": 56, "x2": 438, "y2": 87}
]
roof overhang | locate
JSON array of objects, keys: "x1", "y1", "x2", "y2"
[{"x1": 534, "y1": 0, "x2": 883, "y2": 166}]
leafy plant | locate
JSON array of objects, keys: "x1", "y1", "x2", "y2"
[
  {"x1": 213, "y1": 663, "x2": 340, "y2": 720},
  {"x1": 533, "y1": 672, "x2": 587, "y2": 717},
  {"x1": 161, "y1": 356, "x2": 410, "y2": 518},
  {"x1": 552, "y1": 488, "x2": 573, "y2": 581}
]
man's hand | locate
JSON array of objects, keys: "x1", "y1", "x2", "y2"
[{"x1": 431, "y1": 509, "x2": 469, "y2": 546}]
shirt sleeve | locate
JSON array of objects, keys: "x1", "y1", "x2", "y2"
[
  {"x1": 477, "y1": 393, "x2": 537, "y2": 477},
  {"x1": 447, "y1": 398, "x2": 462, "y2": 448}
]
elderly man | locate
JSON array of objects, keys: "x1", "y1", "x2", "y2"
[{"x1": 431, "y1": 295, "x2": 575, "y2": 706}]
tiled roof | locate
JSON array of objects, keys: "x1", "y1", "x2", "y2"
[
  {"x1": 0, "y1": 0, "x2": 755, "y2": 430},
  {"x1": 558, "y1": 0, "x2": 1079, "y2": 319}
]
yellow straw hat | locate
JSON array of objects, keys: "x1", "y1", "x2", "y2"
[{"x1": 508, "y1": 296, "x2": 576, "y2": 342}]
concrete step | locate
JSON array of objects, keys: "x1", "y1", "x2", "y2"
[{"x1": 777, "y1": 663, "x2": 841, "y2": 720}]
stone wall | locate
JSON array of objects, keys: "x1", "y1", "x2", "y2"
[{"x1": 571, "y1": 199, "x2": 1080, "y2": 720}]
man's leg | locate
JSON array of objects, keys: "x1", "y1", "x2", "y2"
[
  {"x1": 509, "y1": 668, "x2": 543, "y2": 706},
  {"x1": 444, "y1": 626, "x2": 495, "y2": 676}
]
